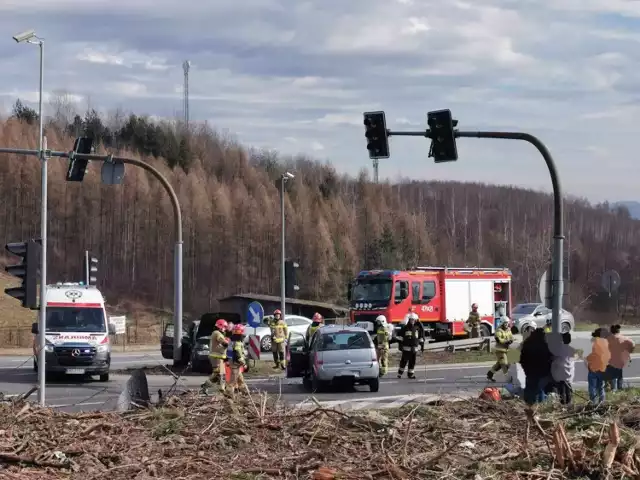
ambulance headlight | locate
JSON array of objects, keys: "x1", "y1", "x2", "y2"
[
  {"x1": 96, "y1": 344, "x2": 109, "y2": 353},
  {"x1": 44, "y1": 343, "x2": 54, "y2": 353}
]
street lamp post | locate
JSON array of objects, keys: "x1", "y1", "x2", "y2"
[
  {"x1": 280, "y1": 172, "x2": 294, "y2": 320},
  {"x1": 13, "y1": 29, "x2": 47, "y2": 406}
]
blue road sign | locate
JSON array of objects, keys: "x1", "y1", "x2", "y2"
[{"x1": 247, "y1": 301, "x2": 264, "y2": 329}]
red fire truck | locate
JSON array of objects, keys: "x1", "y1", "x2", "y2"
[{"x1": 348, "y1": 266, "x2": 512, "y2": 341}]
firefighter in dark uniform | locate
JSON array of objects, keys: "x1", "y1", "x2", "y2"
[{"x1": 397, "y1": 313, "x2": 424, "y2": 379}]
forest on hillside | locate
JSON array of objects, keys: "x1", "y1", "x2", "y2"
[{"x1": 1, "y1": 97, "x2": 639, "y2": 321}]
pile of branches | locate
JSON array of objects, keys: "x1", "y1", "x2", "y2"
[{"x1": 2, "y1": 390, "x2": 640, "y2": 479}]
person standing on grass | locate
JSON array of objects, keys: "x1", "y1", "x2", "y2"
[
  {"x1": 546, "y1": 332, "x2": 578, "y2": 405},
  {"x1": 607, "y1": 324, "x2": 635, "y2": 391},
  {"x1": 586, "y1": 327, "x2": 611, "y2": 404},
  {"x1": 520, "y1": 327, "x2": 553, "y2": 405}
]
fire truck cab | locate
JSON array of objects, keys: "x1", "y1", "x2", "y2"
[{"x1": 348, "y1": 266, "x2": 512, "y2": 341}]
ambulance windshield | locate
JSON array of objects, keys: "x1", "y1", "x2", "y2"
[
  {"x1": 352, "y1": 278, "x2": 393, "y2": 302},
  {"x1": 45, "y1": 307, "x2": 106, "y2": 333}
]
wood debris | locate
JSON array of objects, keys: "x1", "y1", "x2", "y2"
[{"x1": 0, "y1": 392, "x2": 640, "y2": 478}]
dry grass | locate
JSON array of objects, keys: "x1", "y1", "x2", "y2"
[{"x1": 0, "y1": 271, "x2": 171, "y2": 347}]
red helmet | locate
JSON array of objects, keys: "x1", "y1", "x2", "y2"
[
  {"x1": 312, "y1": 312, "x2": 323, "y2": 322},
  {"x1": 233, "y1": 324, "x2": 246, "y2": 335},
  {"x1": 471, "y1": 303, "x2": 478, "y2": 311},
  {"x1": 215, "y1": 319, "x2": 228, "y2": 330},
  {"x1": 274, "y1": 309, "x2": 282, "y2": 315}
]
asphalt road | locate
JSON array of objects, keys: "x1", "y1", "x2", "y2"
[{"x1": 2, "y1": 330, "x2": 639, "y2": 412}]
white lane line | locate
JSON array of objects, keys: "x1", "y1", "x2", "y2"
[
  {"x1": 348, "y1": 401, "x2": 374, "y2": 411},
  {"x1": 49, "y1": 401, "x2": 108, "y2": 408}
]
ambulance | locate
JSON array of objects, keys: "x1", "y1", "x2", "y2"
[{"x1": 31, "y1": 283, "x2": 114, "y2": 381}]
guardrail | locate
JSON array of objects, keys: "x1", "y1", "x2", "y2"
[{"x1": 421, "y1": 337, "x2": 494, "y2": 353}]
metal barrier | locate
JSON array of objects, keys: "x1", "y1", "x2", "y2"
[
  {"x1": 422, "y1": 337, "x2": 494, "y2": 353},
  {"x1": 0, "y1": 325, "x2": 163, "y2": 348}
]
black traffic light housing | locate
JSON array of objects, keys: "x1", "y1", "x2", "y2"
[
  {"x1": 285, "y1": 260, "x2": 299, "y2": 298},
  {"x1": 83, "y1": 251, "x2": 98, "y2": 286},
  {"x1": 428, "y1": 109, "x2": 458, "y2": 162},
  {"x1": 66, "y1": 137, "x2": 93, "y2": 182},
  {"x1": 363, "y1": 111, "x2": 390, "y2": 159},
  {"x1": 5, "y1": 239, "x2": 41, "y2": 309}
]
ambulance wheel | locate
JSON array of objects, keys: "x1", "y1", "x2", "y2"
[
  {"x1": 479, "y1": 325, "x2": 491, "y2": 338},
  {"x1": 99, "y1": 373, "x2": 109, "y2": 382}
]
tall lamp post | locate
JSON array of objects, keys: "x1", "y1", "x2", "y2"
[
  {"x1": 13, "y1": 29, "x2": 47, "y2": 406},
  {"x1": 280, "y1": 172, "x2": 294, "y2": 320}
]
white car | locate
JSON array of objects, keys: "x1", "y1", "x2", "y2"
[
  {"x1": 512, "y1": 303, "x2": 575, "y2": 334},
  {"x1": 247, "y1": 315, "x2": 312, "y2": 352}
]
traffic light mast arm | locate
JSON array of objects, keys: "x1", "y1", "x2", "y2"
[{"x1": 384, "y1": 125, "x2": 564, "y2": 334}]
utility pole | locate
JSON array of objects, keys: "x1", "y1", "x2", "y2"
[
  {"x1": 183, "y1": 60, "x2": 190, "y2": 127},
  {"x1": 372, "y1": 158, "x2": 379, "y2": 183},
  {"x1": 280, "y1": 172, "x2": 294, "y2": 320}
]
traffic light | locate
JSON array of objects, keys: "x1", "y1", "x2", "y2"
[
  {"x1": 83, "y1": 251, "x2": 98, "y2": 285},
  {"x1": 66, "y1": 137, "x2": 93, "y2": 182},
  {"x1": 4, "y1": 239, "x2": 41, "y2": 309},
  {"x1": 285, "y1": 260, "x2": 300, "y2": 298},
  {"x1": 427, "y1": 109, "x2": 458, "y2": 162},
  {"x1": 363, "y1": 111, "x2": 390, "y2": 159}
]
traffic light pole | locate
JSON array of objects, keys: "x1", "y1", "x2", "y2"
[
  {"x1": 0, "y1": 147, "x2": 185, "y2": 369},
  {"x1": 386, "y1": 128, "x2": 564, "y2": 334}
]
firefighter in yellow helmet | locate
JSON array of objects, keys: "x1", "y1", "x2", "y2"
[
  {"x1": 201, "y1": 319, "x2": 230, "y2": 393},
  {"x1": 306, "y1": 312, "x2": 323, "y2": 340},
  {"x1": 374, "y1": 315, "x2": 390, "y2": 376},
  {"x1": 487, "y1": 319, "x2": 514, "y2": 382},
  {"x1": 467, "y1": 303, "x2": 481, "y2": 338},
  {"x1": 544, "y1": 317, "x2": 552, "y2": 334},
  {"x1": 271, "y1": 310, "x2": 289, "y2": 370},
  {"x1": 228, "y1": 323, "x2": 248, "y2": 397}
]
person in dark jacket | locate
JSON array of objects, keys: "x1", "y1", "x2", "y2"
[
  {"x1": 397, "y1": 313, "x2": 424, "y2": 379},
  {"x1": 519, "y1": 327, "x2": 553, "y2": 405}
]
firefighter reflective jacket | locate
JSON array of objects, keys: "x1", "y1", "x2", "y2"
[
  {"x1": 272, "y1": 320, "x2": 288, "y2": 343},
  {"x1": 398, "y1": 324, "x2": 422, "y2": 352},
  {"x1": 376, "y1": 327, "x2": 390, "y2": 350},
  {"x1": 306, "y1": 322, "x2": 321, "y2": 339},
  {"x1": 209, "y1": 330, "x2": 228, "y2": 359},
  {"x1": 231, "y1": 340, "x2": 246, "y2": 366},
  {"x1": 494, "y1": 326, "x2": 513, "y2": 353},
  {"x1": 468, "y1": 311, "x2": 480, "y2": 326}
]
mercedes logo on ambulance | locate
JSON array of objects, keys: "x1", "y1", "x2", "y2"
[
  {"x1": 71, "y1": 349, "x2": 80, "y2": 357},
  {"x1": 65, "y1": 290, "x2": 82, "y2": 299}
]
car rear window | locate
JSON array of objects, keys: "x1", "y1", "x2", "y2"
[{"x1": 318, "y1": 332, "x2": 371, "y2": 351}]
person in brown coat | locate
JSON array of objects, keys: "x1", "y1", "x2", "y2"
[{"x1": 607, "y1": 324, "x2": 635, "y2": 391}]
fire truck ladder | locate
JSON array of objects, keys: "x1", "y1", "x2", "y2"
[{"x1": 410, "y1": 266, "x2": 510, "y2": 273}]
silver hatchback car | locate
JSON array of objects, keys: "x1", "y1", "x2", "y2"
[{"x1": 286, "y1": 325, "x2": 380, "y2": 392}]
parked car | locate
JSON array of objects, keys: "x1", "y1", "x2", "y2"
[
  {"x1": 286, "y1": 325, "x2": 380, "y2": 392},
  {"x1": 250, "y1": 314, "x2": 313, "y2": 352},
  {"x1": 160, "y1": 313, "x2": 241, "y2": 371},
  {"x1": 512, "y1": 303, "x2": 574, "y2": 334}
]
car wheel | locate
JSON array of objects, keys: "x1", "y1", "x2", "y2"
[
  {"x1": 303, "y1": 376, "x2": 312, "y2": 392},
  {"x1": 311, "y1": 373, "x2": 323, "y2": 393},
  {"x1": 260, "y1": 336, "x2": 272, "y2": 352},
  {"x1": 522, "y1": 325, "x2": 534, "y2": 334},
  {"x1": 369, "y1": 377, "x2": 380, "y2": 392},
  {"x1": 561, "y1": 322, "x2": 572, "y2": 334},
  {"x1": 99, "y1": 373, "x2": 109, "y2": 382},
  {"x1": 479, "y1": 324, "x2": 492, "y2": 337}
]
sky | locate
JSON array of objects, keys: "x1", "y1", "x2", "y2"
[{"x1": 0, "y1": 0, "x2": 638, "y2": 203}]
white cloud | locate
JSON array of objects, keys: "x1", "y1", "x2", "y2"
[{"x1": 0, "y1": 0, "x2": 638, "y2": 201}]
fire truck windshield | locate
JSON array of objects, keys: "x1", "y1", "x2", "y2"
[{"x1": 352, "y1": 278, "x2": 392, "y2": 302}]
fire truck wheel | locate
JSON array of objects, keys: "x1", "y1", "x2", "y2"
[{"x1": 480, "y1": 324, "x2": 491, "y2": 338}]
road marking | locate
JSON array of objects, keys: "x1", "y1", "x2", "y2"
[{"x1": 49, "y1": 401, "x2": 107, "y2": 408}]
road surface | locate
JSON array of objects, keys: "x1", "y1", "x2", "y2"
[{"x1": 3, "y1": 352, "x2": 640, "y2": 413}]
